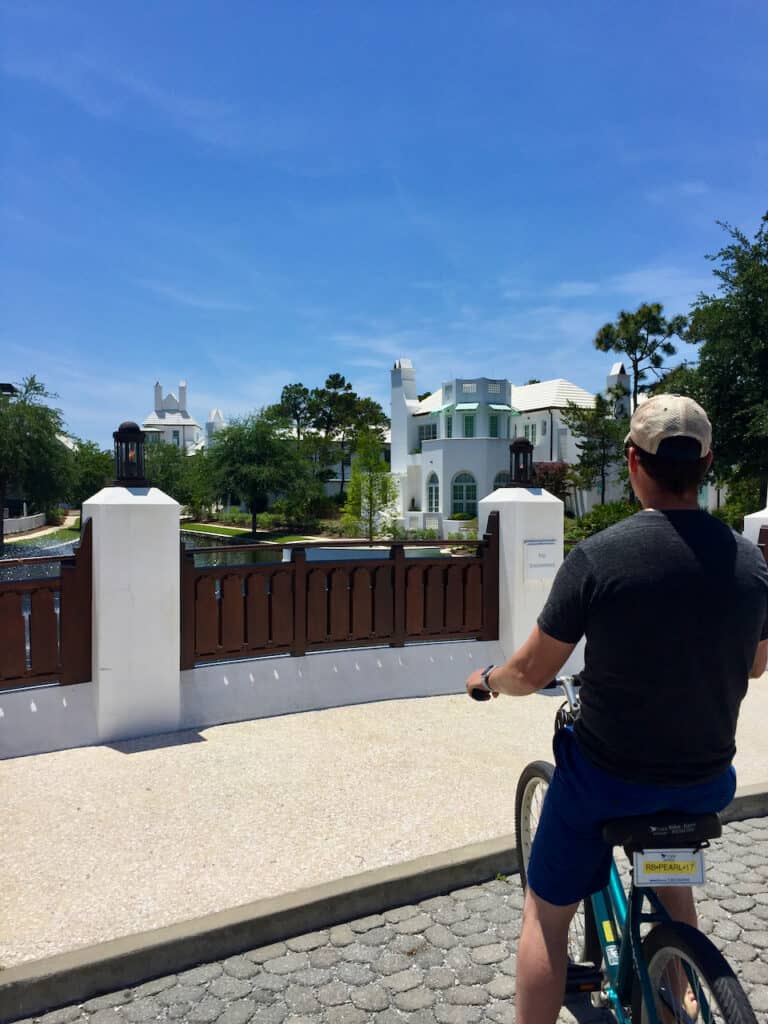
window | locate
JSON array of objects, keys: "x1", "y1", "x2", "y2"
[
  {"x1": 463, "y1": 414, "x2": 475, "y2": 438},
  {"x1": 513, "y1": 422, "x2": 518, "y2": 438},
  {"x1": 461, "y1": 382, "x2": 477, "y2": 393},
  {"x1": 172, "y1": 430, "x2": 180, "y2": 446},
  {"x1": 445, "y1": 415, "x2": 453, "y2": 438},
  {"x1": 488, "y1": 381, "x2": 502, "y2": 394},
  {"x1": 541, "y1": 418, "x2": 548, "y2": 437},
  {"x1": 493, "y1": 471, "x2": 510, "y2": 489},
  {"x1": 531, "y1": 424, "x2": 537, "y2": 445},
  {"x1": 489, "y1": 414, "x2": 499, "y2": 438},
  {"x1": 418, "y1": 422, "x2": 437, "y2": 443},
  {"x1": 427, "y1": 473, "x2": 439, "y2": 513},
  {"x1": 524, "y1": 424, "x2": 529, "y2": 440},
  {"x1": 452, "y1": 472, "x2": 477, "y2": 516}
]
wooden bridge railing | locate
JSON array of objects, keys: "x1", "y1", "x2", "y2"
[
  {"x1": 0, "y1": 519, "x2": 92, "y2": 690},
  {"x1": 180, "y1": 512, "x2": 499, "y2": 668}
]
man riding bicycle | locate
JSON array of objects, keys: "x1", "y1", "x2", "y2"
[{"x1": 466, "y1": 395, "x2": 768, "y2": 1024}]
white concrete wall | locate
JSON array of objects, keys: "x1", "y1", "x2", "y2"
[
  {"x1": 744, "y1": 504, "x2": 768, "y2": 545},
  {"x1": 180, "y1": 640, "x2": 505, "y2": 732},
  {"x1": 0, "y1": 681, "x2": 98, "y2": 759},
  {"x1": 3, "y1": 513, "x2": 46, "y2": 535},
  {"x1": 0, "y1": 641, "x2": 504, "y2": 759}
]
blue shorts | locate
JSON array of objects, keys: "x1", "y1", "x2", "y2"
[{"x1": 526, "y1": 727, "x2": 737, "y2": 906}]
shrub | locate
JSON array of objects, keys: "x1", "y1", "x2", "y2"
[
  {"x1": 712, "y1": 478, "x2": 761, "y2": 534},
  {"x1": 564, "y1": 501, "x2": 636, "y2": 548},
  {"x1": 45, "y1": 506, "x2": 68, "y2": 526},
  {"x1": 449, "y1": 512, "x2": 475, "y2": 521}
]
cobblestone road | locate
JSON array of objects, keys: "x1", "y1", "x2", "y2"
[{"x1": 22, "y1": 817, "x2": 768, "y2": 1024}]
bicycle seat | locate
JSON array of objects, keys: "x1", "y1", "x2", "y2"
[{"x1": 601, "y1": 812, "x2": 722, "y2": 855}]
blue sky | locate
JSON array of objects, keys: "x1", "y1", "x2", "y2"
[{"x1": 3, "y1": 0, "x2": 767, "y2": 447}]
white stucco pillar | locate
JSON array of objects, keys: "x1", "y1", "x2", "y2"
[
  {"x1": 743, "y1": 503, "x2": 768, "y2": 546},
  {"x1": 82, "y1": 486, "x2": 181, "y2": 743},
  {"x1": 478, "y1": 488, "x2": 584, "y2": 674}
]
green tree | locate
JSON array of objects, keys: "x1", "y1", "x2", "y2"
[
  {"x1": 342, "y1": 429, "x2": 398, "y2": 541},
  {"x1": 145, "y1": 442, "x2": 194, "y2": 505},
  {"x1": 0, "y1": 377, "x2": 71, "y2": 554},
  {"x1": 275, "y1": 383, "x2": 312, "y2": 449},
  {"x1": 688, "y1": 214, "x2": 768, "y2": 503},
  {"x1": 594, "y1": 303, "x2": 688, "y2": 409},
  {"x1": 309, "y1": 375, "x2": 388, "y2": 495},
  {"x1": 67, "y1": 439, "x2": 113, "y2": 509},
  {"x1": 207, "y1": 413, "x2": 305, "y2": 534},
  {"x1": 561, "y1": 394, "x2": 626, "y2": 505}
]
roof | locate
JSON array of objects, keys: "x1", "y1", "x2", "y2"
[
  {"x1": 414, "y1": 388, "x2": 443, "y2": 414},
  {"x1": 143, "y1": 411, "x2": 201, "y2": 428},
  {"x1": 509, "y1": 379, "x2": 595, "y2": 412}
]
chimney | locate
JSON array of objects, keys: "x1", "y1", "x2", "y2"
[
  {"x1": 178, "y1": 381, "x2": 188, "y2": 413},
  {"x1": 154, "y1": 381, "x2": 162, "y2": 411}
]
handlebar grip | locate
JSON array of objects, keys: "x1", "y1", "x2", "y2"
[{"x1": 469, "y1": 687, "x2": 492, "y2": 702}]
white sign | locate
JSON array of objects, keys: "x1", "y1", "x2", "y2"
[
  {"x1": 633, "y1": 849, "x2": 706, "y2": 887},
  {"x1": 523, "y1": 539, "x2": 558, "y2": 581}
]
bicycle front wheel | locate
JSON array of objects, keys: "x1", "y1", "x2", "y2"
[
  {"x1": 514, "y1": 760, "x2": 601, "y2": 966},
  {"x1": 633, "y1": 921, "x2": 757, "y2": 1024}
]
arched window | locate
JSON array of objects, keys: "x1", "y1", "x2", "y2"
[
  {"x1": 493, "y1": 471, "x2": 510, "y2": 489},
  {"x1": 427, "y1": 473, "x2": 439, "y2": 513},
  {"x1": 452, "y1": 472, "x2": 477, "y2": 516}
]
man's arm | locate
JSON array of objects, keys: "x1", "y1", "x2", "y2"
[
  {"x1": 466, "y1": 626, "x2": 576, "y2": 698},
  {"x1": 751, "y1": 639, "x2": 768, "y2": 678}
]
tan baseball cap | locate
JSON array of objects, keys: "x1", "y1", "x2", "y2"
[{"x1": 626, "y1": 394, "x2": 712, "y2": 459}]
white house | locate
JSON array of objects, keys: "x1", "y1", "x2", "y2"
[
  {"x1": 142, "y1": 381, "x2": 226, "y2": 453},
  {"x1": 390, "y1": 359, "x2": 629, "y2": 535}
]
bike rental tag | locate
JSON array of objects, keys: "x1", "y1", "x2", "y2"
[{"x1": 633, "y1": 849, "x2": 706, "y2": 887}]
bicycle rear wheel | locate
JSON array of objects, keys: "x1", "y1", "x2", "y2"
[
  {"x1": 633, "y1": 921, "x2": 757, "y2": 1024},
  {"x1": 514, "y1": 760, "x2": 602, "y2": 966}
]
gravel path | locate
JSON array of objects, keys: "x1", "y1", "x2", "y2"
[{"x1": 18, "y1": 816, "x2": 768, "y2": 1024}]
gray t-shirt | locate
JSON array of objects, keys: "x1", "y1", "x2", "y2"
[{"x1": 538, "y1": 510, "x2": 768, "y2": 785}]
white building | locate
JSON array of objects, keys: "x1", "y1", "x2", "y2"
[
  {"x1": 390, "y1": 359, "x2": 628, "y2": 535},
  {"x1": 142, "y1": 381, "x2": 226, "y2": 453}
]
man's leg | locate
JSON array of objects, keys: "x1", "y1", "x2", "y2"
[
  {"x1": 516, "y1": 887, "x2": 579, "y2": 1024},
  {"x1": 655, "y1": 885, "x2": 696, "y2": 928}
]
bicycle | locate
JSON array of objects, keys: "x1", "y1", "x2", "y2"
[{"x1": 512, "y1": 676, "x2": 758, "y2": 1024}]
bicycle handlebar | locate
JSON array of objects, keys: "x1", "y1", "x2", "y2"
[{"x1": 469, "y1": 674, "x2": 579, "y2": 702}]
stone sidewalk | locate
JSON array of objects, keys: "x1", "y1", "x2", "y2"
[{"x1": 15, "y1": 816, "x2": 768, "y2": 1024}]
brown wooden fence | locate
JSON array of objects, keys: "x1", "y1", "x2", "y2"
[
  {"x1": 181, "y1": 512, "x2": 499, "y2": 668},
  {"x1": 0, "y1": 519, "x2": 92, "y2": 690}
]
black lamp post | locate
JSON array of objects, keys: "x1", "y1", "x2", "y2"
[
  {"x1": 113, "y1": 421, "x2": 148, "y2": 486},
  {"x1": 509, "y1": 437, "x2": 534, "y2": 487}
]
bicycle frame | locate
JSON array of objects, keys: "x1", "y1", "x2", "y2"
[
  {"x1": 589, "y1": 863, "x2": 674, "y2": 1023},
  {"x1": 557, "y1": 678, "x2": 712, "y2": 1024}
]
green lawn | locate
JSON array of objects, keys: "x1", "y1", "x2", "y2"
[
  {"x1": 181, "y1": 523, "x2": 313, "y2": 543},
  {"x1": 7, "y1": 527, "x2": 81, "y2": 544},
  {"x1": 182, "y1": 522, "x2": 251, "y2": 536}
]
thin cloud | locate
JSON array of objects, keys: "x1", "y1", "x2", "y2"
[
  {"x1": 644, "y1": 180, "x2": 711, "y2": 205},
  {"x1": 3, "y1": 54, "x2": 247, "y2": 148},
  {"x1": 136, "y1": 279, "x2": 254, "y2": 313},
  {"x1": 550, "y1": 280, "x2": 599, "y2": 298}
]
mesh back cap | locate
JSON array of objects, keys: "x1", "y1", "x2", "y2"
[{"x1": 626, "y1": 395, "x2": 712, "y2": 458}]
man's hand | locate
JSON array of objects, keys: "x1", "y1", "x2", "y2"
[{"x1": 465, "y1": 668, "x2": 499, "y2": 700}]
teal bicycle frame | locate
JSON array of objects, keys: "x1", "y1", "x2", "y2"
[{"x1": 558, "y1": 678, "x2": 711, "y2": 1024}]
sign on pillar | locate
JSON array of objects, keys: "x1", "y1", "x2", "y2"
[
  {"x1": 478, "y1": 488, "x2": 584, "y2": 674},
  {"x1": 82, "y1": 485, "x2": 182, "y2": 743}
]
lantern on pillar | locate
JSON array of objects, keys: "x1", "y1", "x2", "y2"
[
  {"x1": 113, "y1": 421, "x2": 148, "y2": 486},
  {"x1": 509, "y1": 437, "x2": 534, "y2": 487}
]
